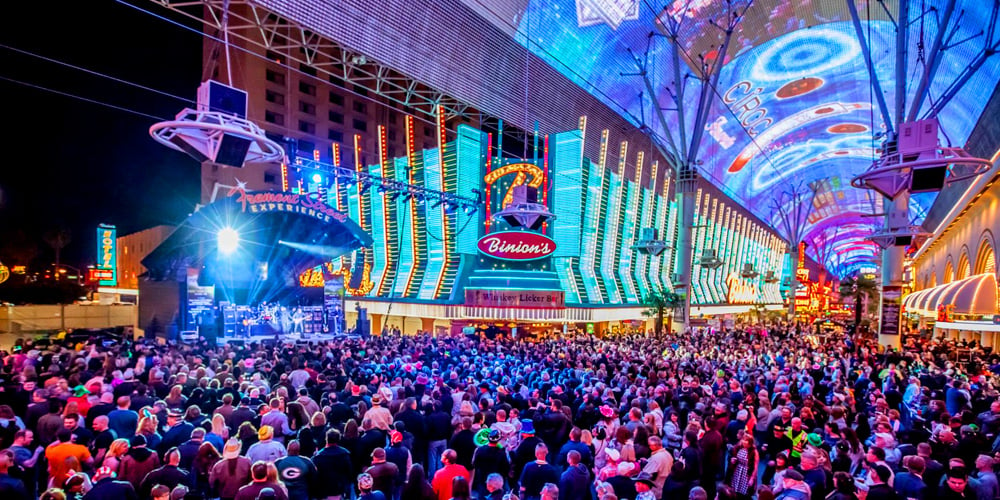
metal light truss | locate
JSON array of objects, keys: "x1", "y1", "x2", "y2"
[
  {"x1": 290, "y1": 156, "x2": 481, "y2": 209},
  {"x1": 143, "y1": 0, "x2": 472, "y2": 120}
]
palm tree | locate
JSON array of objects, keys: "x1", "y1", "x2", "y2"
[
  {"x1": 642, "y1": 288, "x2": 682, "y2": 336},
  {"x1": 43, "y1": 228, "x2": 71, "y2": 279},
  {"x1": 839, "y1": 275, "x2": 879, "y2": 325}
]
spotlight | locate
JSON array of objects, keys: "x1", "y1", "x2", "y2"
[
  {"x1": 358, "y1": 181, "x2": 371, "y2": 194},
  {"x1": 388, "y1": 192, "x2": 401, "y2": 202},
  {"x1": 217, "y1": 227, "x2": 240, "y2": 255},
  {"x1": 311, "y1": 173, "x2": 322, "y2": 183},
  {"x1": 414, "y1": 193, "x2": 426, "y2": 203}
]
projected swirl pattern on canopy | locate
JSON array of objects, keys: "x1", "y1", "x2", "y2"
[{"x1": 465, "y1": 0, "x2": 1000, "y2": 277}]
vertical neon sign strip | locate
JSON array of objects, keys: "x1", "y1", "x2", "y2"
[
  {"x1": 542, "y1": 134, "x2": 550, "y2": 234},
  {"x1": 376, "y1": 125, "x2": 394, "y2": 296},
  {"x1": 402, "y1": 115, "x2": 421, "y2": 296},
  {"x1": 485, "y1": 132, "x2": 492, "y2": 232},
  {"x1": 433, "y1": 106, "x2": 450, "y2": 298},
  {"x1": 96, "y1": 224, "x2": 117, "y2": 286},
  {"x1": 280, "y1": 162, "x2": 289, "y2": 192},
  {"x1": 332, "y1": 143, "x2": 342, "y2": 210}
]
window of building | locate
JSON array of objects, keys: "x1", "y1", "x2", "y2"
[
  {"x1": 353, "y1": 118, "x2": 367, "y2": 132},
  {"x1": 266, "y1": 50, "x2": 283, "y2": 63},
  {"x1": 329, "y1": 75, "x2": 344, "y2": 87},
  {"x1": 423, "y1": 127, "x2": 432, "y2": 137},
  {"x1": 298, "y1": 139, "x2": 315, "y2": 152},
  {"x1": 265, "y1": 131, "x2": 284, "y2": 144},
  {"x1": 298, "y1": 120, "x2": 316, "y2": 134},
  {"x1": 353, "y1": 101, "x2": 367, "y2": 114},
  {"x1": 265, "y1": 111, "x2": 284, "y2": 126},
  {"x1": 329, "y1": 130, "x2": 344, "y2": 142},
  {"x1": 329, "y1": 111, "x2": 344, "y2": 124},
  {"x1": 298, "y1": 81, "x2": 316, "y2": 96},
  {"x1": 265, "y1": 90, "x2": 285, "y2": 105},
  {"x1": 265, "y1": 69, "x2": 285, "y2": 85},
  {"x1": 299, "y1": 63, "x2": 317, "y2": 77},
  {"x1": 329, "y1": 92, "x2": 344, "y2": 106},
  {"x1": 299, "y1": 101, "x2": 316, "y2": 115}
]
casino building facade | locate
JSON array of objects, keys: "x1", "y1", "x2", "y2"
[{"x1": 276, "y1": 119, "x2": 788, "y2": 337}]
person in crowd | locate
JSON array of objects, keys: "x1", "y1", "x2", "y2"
[
  {"x1": 518, "y1": 443, "x2": 559, "y2": 500},
  {"x1": 431, "y1": 449, "x2": 469, "y2": 500},
  {"x1": 234, "y1": 462, "x2": 287, "y2": 500},
  {"x1": 139, "y1": 448, "x2": 189, "y2": 500}
]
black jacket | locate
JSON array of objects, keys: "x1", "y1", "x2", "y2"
[
  {"x1": 312, "y1": 445, "x2": 354, "y2": 497},
  {"x1": 140, "y1": 465, "x2": 190, "y2": 500},
  {"x1": 83, "y1": 478, "x2": 138, "y2": 500}
]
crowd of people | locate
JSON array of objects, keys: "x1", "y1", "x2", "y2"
[{"x1": 0, "y1": 325, "x2": 996, "y2": 500}]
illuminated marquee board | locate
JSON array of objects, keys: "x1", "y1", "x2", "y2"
[{"x1": 96, "y1": 224, "x2": 117, "y2": 286}]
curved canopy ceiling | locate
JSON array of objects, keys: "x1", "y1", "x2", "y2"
[{"x1": 464, "y1": 0, "x2": 1000, "y2": 277}]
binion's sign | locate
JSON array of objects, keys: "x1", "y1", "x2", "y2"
[
  {"x1": 477, "y1": 231, "x2": 556, "y2": 261},
  {"x1": 96, "y1": 224, "x2": 117, "y2": 286}
]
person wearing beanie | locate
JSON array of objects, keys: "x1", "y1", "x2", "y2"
[
  {"x1": 210, "y1": 439, "x2": 252, "y2": 500},
  {"x1": 0, "y1": 451, "x2": 27, "y2": 500},
  {"x1": 118, "y1": 434, "x2": 160, "y2": 492},
  {"x1": 972, "y1": 455, "x2": 998, "y2": 500},
  {"x1": 866, "y1": 464, "x2": 895, "y2": 500},
  {"x1": 776, "y1": 469, "x2": 811, "y2": 500},
  {"x1": 511, "y1": 420, "x2": 542, "y2": 487},
  {"x1": 357, "y1": 472, "x2": 386, "y2": 500},
  {"x1": 384, "y1": 430, "x2": 412, "y2": 498},
  {"x1": 246, "y1": 426, "x2": 286, "y2": 464}
]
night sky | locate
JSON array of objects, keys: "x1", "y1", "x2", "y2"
[{"x1": 0, "y1": 1, "x2": 203, "y2": 269}]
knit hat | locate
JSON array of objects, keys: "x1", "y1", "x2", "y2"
[
  {"x1": 258, "y1": 425, "x2": 274, "y2": 441},
  {"x1": 599, "y1": 405, "x2": 614, "y2": 418},
  {"x1": 223, "y1": 438, "x2": 241, "y2": 459},
  {"x1": 358, "y1": 473, "x2": 374, "y2": 491},
  {"x1": 94, "y1": 466, "x2": 116, "y2": 480},
  {"x1": 390, "y1": 430, "x2": 403, "y2": 444}
]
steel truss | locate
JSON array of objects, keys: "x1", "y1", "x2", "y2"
[{"x1": 141, "y1": 0, "x2": 474, "y2": 121}]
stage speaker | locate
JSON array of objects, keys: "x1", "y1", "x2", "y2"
[
  {"x1": 910, "y1": 165, "x2": 948, "y2": 192},
  {"x1": 168, "y1": 135, "x2": 210, "y2": 162},
  {"x1": 197, "y1": 80, "x2": 248, "y2": 118},
  {"x1": 216, "y1": 133, "x2": 253, "y2": 167}
]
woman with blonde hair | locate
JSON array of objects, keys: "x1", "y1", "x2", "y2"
[
  {"x1": 206, "y1": 413, "x2": 228, "y2": 451},
  {"x1": 165, "y1": 385, "x2": 186, "y2": 409},
  {"x1": 138, "y1": 414, "x2": 161, "y2": 451},
  {"x1": 102, "y1": 438, "x2": 130, "y2": 470}
]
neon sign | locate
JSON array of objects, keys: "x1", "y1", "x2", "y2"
[
  {"x1": 96, "y1": 224, "x2": 117, "y2": 286},
  {"x1": 477, "y1": 232, "x2": 556, "y2": 261},
  {"x1": 483, "y1": 162, "x2": 545, "y2": 208},
  {"x1": 726, "y1": 272, "x2": 757, "y2": 304},
  {"x1": 298, "y1": 261, "x2": 374, "y2": 296},
  {"x1": 228, "y1": 187, "x2": 349, "y2": 224}
]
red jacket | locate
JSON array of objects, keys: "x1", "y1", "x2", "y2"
[{"x1": 432, "y1": 463, "x2": 470, "y2": 500}]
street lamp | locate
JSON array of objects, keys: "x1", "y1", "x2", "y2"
[{"x1": 54, "y1": 264, "x2": 83, "y2": 284}]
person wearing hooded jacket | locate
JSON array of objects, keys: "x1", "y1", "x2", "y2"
[{"x1": 118, "y1": 435, "x2": 160, "y2": 493}]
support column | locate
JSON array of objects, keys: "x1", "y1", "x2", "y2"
[
  {"x1": 371, "y1": 313, "x2": 384, "y2": 337},
  {"x1": 675, "y1": 169, "x2": 697, "y2": 333},
  {"x1": 421, "y1": 317, "x2": 435, "y2": 336},
  {"x1": 879, "y1": 193, "x2": 907, "y2": 349},
  {"x1": 981, "y1": 332, "x2": 994, "y2": 348}
]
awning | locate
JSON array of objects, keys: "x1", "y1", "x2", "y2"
[{"x1": 904, "y1": 273, "x2": 998, "y2": 316}]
